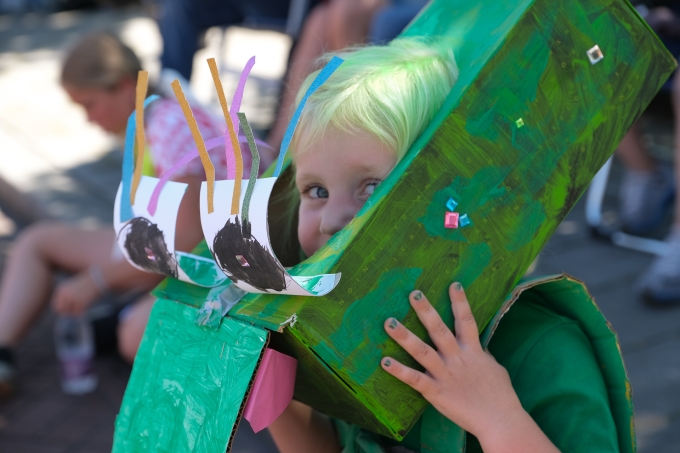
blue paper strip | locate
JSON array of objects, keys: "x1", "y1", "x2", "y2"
[
  {"x1": 120, "y1": 95, "x2": 160, "y2": 221},
  {"x1": 273, "y1": 56, "x2": 344, "y2": 177},
  {"x1": 446, "y1": 197, "x2": 458, "y2": 211}
]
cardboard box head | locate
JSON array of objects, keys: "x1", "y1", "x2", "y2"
[
  {"x1": 114, "y1": 0, "x2": 675, "y2": 446},
  {"x1": 226, "y1": 0, "x2": 675, "y2": 439}
]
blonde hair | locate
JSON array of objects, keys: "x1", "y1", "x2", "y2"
[
  {"x1": 271, "y1": 39, "x2": 458, "y2": 264},
  {"x1": 291, "y1": 38, "x2": 458, "y2": 160},
  {"x1": 61, "y1": 32, "x2": 141, "y2": 89}
]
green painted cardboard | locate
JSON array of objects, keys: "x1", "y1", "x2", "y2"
[
  {"x1": 114, "y1": 0, "x2": 675, "y2": 447},
  {"x1": 226, "y1": 0, "x2": 675, "y2": 439},
  {"x1": 335, "y1": 274, "x2": 636, "y2": 452},
  {"x1": 432, "y1": 274, "x2": 637, "y2": 453},
  {"x1": 480, "y1": 274, "x2": 636, "y2": 453},
  {"x1": 112, "y1": 298, "x2": 269, "y2": 453}
]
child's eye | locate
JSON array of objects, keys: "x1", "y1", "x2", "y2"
[
  {"x1": 308, "y1": 186, "x2": 329, "y2": 199},
  {"x1": 362, "y1": 180, "x2": 380, "y2": 197}
]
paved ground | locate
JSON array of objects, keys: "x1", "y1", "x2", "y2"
[{"x1": 0, "y1": 5, "x2": 679, "y2": 453}]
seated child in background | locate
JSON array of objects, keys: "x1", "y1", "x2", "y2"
[{"x1": 265, "y1": 39, "x2": 622, "y2": 452}]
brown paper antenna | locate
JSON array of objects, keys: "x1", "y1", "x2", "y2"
[
  {"x1": 130, "y1": 71, "x2": 148, "y2": 205},
  {"x1": 207, "y1": 58, "x2": 244, "y2": 215},
  {"x1": 170, "y1": 79, "x2": 216, "y2": 213}
]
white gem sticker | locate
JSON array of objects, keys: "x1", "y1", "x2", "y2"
[{"x1": 587, "y1": 45, "x2": 604, "y2": 65}]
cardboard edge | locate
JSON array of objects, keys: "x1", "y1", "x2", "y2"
[
  {"x1": 526, "y1": 273, "x2": 637, "y2": 453},
  {"x1": 480, "y1": 273, "x2": 567, "y2": 349},
  {"x1": 622, "y1": 0, "x2": 680, "y2": 68},
  {"x1": 225, "y1": 329, "x2": 271, "y2": 453}
]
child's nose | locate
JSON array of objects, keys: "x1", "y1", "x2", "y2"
[{"x1": 319, "y1": 202, "x2": 357, "y2": 236}]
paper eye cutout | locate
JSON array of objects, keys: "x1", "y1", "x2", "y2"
[
  {"x1": 200, "y1": 58, "x2": 345, "y2": 296},
  {"x1": 120, "y1": 217, "x2": 176, "y2": 276},
  {"x1": 113, "y1": 70, "x2": 229, "y2": 287},
  {"x1": 114, "y1": 176, "x2": 227, "y2": 287},
  {"x1": 213, "y1": 215, "x2": 286, "y2": 291}
]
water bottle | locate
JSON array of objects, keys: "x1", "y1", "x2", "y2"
[{"x1": 54, "y1": 315, "x2": 98, "y2": 395}]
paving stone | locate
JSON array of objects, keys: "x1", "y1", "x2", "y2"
[
  {"x1": 590, "y1": 283, "x2": 680, "y2": 352},
  {"x1": 0, "y1": 438, "x2": 66, "y2": 453},
  {"x1": 1, "y1": 395, "x2": 75, "y2": 436},
  {"x1": 637, "y1": 416, "x2": 680, "y2": 453},
  {"x1": 625, "y1": 337, "x2": 680, "y2": 417}
]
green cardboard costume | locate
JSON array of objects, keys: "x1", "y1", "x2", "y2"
[
  {"x1": 334, "y1": 275, "x2": 634, "y2": 452},
  {"x1": 111, "y1": 0, "x2": 675, "y2": 451}
]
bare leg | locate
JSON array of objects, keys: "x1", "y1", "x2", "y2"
[
  {"x1": 117, "y1": 294, "x2": 155, "y2": 363},
  {"x1": 327, "y1": 0, "x2": 388, "y2": 50},
  {"x1": 616, "y1": 122, "x2": 656, "y2": 172},
  {"x1": 0, "y1": 223, "x2": 114, "y2": 346},
  {"x1": 268, "y1": 401, "x2": 340, "y2": 453}
]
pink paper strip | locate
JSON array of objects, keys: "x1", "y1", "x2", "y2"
[
  {"x1": 146, "y1": 134, "x2": 274, "y2": 216},
  {"x1": 225, "y1": 56, "x2": 255, "y2": 180},
  {"x1": 147, "y1": 135, "x2": 223, "y2": 215},
  {"x1": 244, "y1": 348, "x2": 297, "y2": 433}
]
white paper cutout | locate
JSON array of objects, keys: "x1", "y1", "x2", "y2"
[
  {"x1": 114, "y1": 176, "x2": 227, "y2": 287},
  {"x1": 200, "y1": 177, "x2": 341, "y2": 296}
]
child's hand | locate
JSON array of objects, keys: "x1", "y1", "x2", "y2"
[
  {"x1": 381, "y1": 283, "x2": 556, "y2": 452},
  {"x1": 51, "y1": 272, "x2": 99, "y2": 316}
]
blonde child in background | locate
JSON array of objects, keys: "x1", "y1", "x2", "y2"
[{"x1": 0, "y1": 33, "x2": 240, "y2": 395}]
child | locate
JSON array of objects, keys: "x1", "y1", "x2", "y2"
[
  {"x1": 265, "y1": 39, "x2": 622, "y2": 452},
  {"x1": 0, "y1": 32, "x2": 232, "y2": 394}
]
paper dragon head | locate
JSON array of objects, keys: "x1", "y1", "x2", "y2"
[{"x1": 114, "y1": 57, "x2": 344, "y2": 295}]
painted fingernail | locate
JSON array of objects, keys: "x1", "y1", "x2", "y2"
[
  {"x1": 453, "y1": 282, "x2": 463, "y2": 291},
  {"x1": 388, "y1": 318, "x2": 398, "y2": 329},
  {"x1": 413, "y1": 290, "x2": 423, "y2": 301},
  {"x1": 383, "y1": 359, "x2": 392, "y2": 367}
]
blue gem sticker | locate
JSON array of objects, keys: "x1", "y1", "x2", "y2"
[
  {"x1": 446, "y1": 197, "x2": 458, "y2": 211},
  {"x1": 459, "y1": 214, "x2": 471, "y2": 227}
]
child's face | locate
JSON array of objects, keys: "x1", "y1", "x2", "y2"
[
  {"x1": 63, "y1": 78, "x2": 135, "y2": 135},
  {"x1": 295, "y1": 127, "x2": 396, "y2": 257}
]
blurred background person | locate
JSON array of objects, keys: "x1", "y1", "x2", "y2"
[
  {"x1": 0, "y1": 32, "x2": 232, "y2": 396},
  {"x1": 155, "y1": 0, "x2": 311, "y2": 82},
  {"x1": 616, "y1": 2, "x2": 680, "y2": 304},
  {"x1": 267, "y1": 0, "x2": 427, "y2": 150}
]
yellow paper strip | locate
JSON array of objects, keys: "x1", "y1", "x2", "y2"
[
  {"x1": 130, "y1": 71, "x2": 148, "y2": 205},
  {"x1": 170, "y1": 79, "x2": 215, "y2": 213},
  {"x1": 207, "y1": 58, "x2": 243, "y2": 215}
]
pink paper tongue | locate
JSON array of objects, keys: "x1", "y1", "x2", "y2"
[{"x1": 244, "y1": 348, "x2": 297, "y2": 433}]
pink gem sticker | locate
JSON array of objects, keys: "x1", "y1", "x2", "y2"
[
  {"x1": 444, "y1": 212, "x2": 459, "y2": 229},
  {"x1": 235, "y1": 254, "x2": 250, "y2": 267}
]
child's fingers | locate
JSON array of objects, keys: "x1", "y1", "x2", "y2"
[
  {"x1": 449, "y1": 283, "x2": 481, "y2": 349},
  {"x1": 409, "y1": 290, "x2": 458, "y2": 354},
  {"x1": 381, "y1": 357, "x2": 434, "y2": 394},
  {"x1": 384, "y1": 317, "x2": 446, "y2": 374}
]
